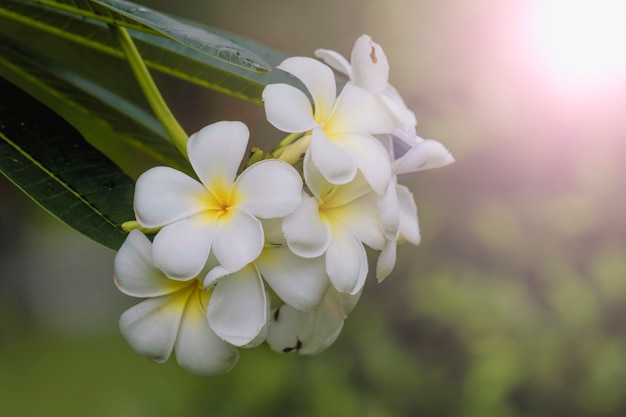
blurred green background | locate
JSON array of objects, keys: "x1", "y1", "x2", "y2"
[{"x1": 2, "y1": 0, "x2": 626, "y2": 416}]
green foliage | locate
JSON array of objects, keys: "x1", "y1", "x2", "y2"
[
  {"x1": 0, "y1": 0, "x2": 295, "y2": 249},
  {"x1": 0, "y1": 78, "x2": 134, "y2": 249}
]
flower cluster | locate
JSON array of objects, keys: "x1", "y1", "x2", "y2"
[{"x1": 114, "y1": 35, "x2": 453, "y2": 375}]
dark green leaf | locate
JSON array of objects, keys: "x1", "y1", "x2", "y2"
[
  {"x1": 0, "y1": 0, "x2": 294, "y2": 103},
  {"x1": 0, "y1": 77, "x2": 134, "y2": 249},
  {"x1": 38, "y1": 0, "x2": 270, "y2": 73},
  {"x1": 0, "y1": 40, "x2": 192, "y2": 179}
]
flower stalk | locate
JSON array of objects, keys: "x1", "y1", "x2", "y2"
[{"x1": 108, "y1": 24, "x2": 189, "y2": 157}]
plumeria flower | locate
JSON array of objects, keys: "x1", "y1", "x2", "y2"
[
  {"x1": 315, "y1": 35, "x2": 453, "y2": 281},
  {"x1": 315, "y1": 34, "x2": 417, "y2": 145},
  {"x1": 315, "y1": 35, "x2": 454, "y2": 173},
  {"x1": 204, "y1": 219, "x2": 329, "y2": 324},
  {"x1": 266, "y1": 287, "x2": 362, "y2": 355},
  {"x1": 282, "y1": 154, "x2": 385, "y2": 295},
  {"x1": 263, "y1": 56, "x2": 395, "y2": 194},
  {"x1": 133, "y1": 121, "x2": 303, "y2": 281},
  {"x1": 114, "y1": 230, "x2": 239, "y2": 376}
]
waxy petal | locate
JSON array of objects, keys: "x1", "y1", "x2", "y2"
[
  {"x1": 378, "y1": 182, "x2": 400, "y2": 241},
  {"x1": 208, "y1": 265, "x2": 269, "y2": 346},
  {"x1": 257, "y1": 246, "x2": 329, "y2": 311},
  {"x1": 262, "y1": 84, "x2": 318, "y2": 133},
  {"x1": 305, "y1": 154, "x2": 371, "y2": 207},
  {"x1": 212, "y1": 209, "x2": 264, "y2": 272},
  {"x1": 282, "y1": 194, "x2": 331, "y2": 258},
  {"x1": 267, "y1": 288, "x2": 347, "y2": 355},
  {"x1": 134, "y1": 167, "x2": 209, "y2": 228},
  {"x1": 336, "y1": 132, "x2": 392, "y2": 194},
  {"x1": 326, "y1": 223, "x2": 368, "y2": 294},
  {"x1": 397, "y1": 185, "x2": 421, "y2": 245},
  {"x1": 235, "y1": 160, "x2": 303, "y2": 218},
  {"x1": 393, "y1": 139, "x2": 455, "y2": 175},
  {"x1": 327, "y1": 192, "x2": 385, "y2": 250},
  {"x1": 326, "y1": 83, "x2": 394, "y2": 135},
  {"x1": 380, "y1": 85, "x2": 418, "y2": 136},
  {"x1": 310, "y1": 128, "x2": 357, "y2": 186},
  {"x1": 175, "y1": 291, "x2": 239, "y2": 375},
  {"x1": 118, "y1": 288, "x2": 191, "y2": 363},
  {"x1": 152, "y1": 213, "x2": 217, "y2": 280},
  {"x1": 314, "y1": 48, "x2": 352, "y2": 77},
  {"x1": 350, "y1": 35, "x2": 389, "y2": 93},
  {"x1": 266, "y1": 304, "x2": 316, "y2": 354},
  {"x1": 187, "y1": 121, "x2": 249, "y2": 190},
  {"x1": 277, "y1": 56, "x2": 337, "y2": 120},
  {"x1": 114, "y1": 230, "x2": 189, "y2": 297},
  {"x1": 376, "y1": 239, "x2": 397, "y2": 282}
]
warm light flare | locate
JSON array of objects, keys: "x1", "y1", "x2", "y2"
[{"x1": 528, "y1": 0, "x2": 626, "y2": 87}]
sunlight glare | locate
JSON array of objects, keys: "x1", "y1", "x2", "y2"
[{"x1": 529, "y1": 0, "x2": 626, "y2": 87}]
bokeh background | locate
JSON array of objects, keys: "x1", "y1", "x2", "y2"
[{"x1": 2, "y1": 0, "x2": 626, "y2": 416}]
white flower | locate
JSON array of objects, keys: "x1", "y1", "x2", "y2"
[
  {"x1": 316, "y1": 35, "x2": 454, "y2": 173},
  {"x1": 266, "y1": 287, "x2": 362, "y2": 355},
  {"x1": 262, "y1": 56, "x2": 395, "y2": 194},
  {"x1": 114, "y1": 230, "x2": 239, "y2": 376},
  {"x1": 133, "y1": 121, "x2": 303, "y2": 280},
  {"x1": 282, "y1": 154, "x2": 385, "y2": 295}
]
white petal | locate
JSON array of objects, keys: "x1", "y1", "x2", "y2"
[
  {"x1": 302, "y1": 151, "x2": 331, "y2": 201},
  {"x1": 175, "y1": 290, "x2": 239, "y2": 375},
  {"x1": 321, "y1": 170, "x2": 372, "y2": 208},
  {"x1": 282, "y1": 194, "x2": 331, "y2": 258},
  {"x1": 333, "y1": 132, "x2": 392, "y2": 194},
  {"x1": 327, "y1": 83, "x2": 394, "y2": 135},
  {"x1": 314, "y1": 48, "x2": 352, "y2": 77},
  {"x1": 393, "y1": 139, "x2": 455, "y2": 175},
  {"x1": 207, "y1": 264, "x2": 269, "y2": 346},
  {"x1": 380, "y1": 85, "x2": 418, "y2": 136},
  {"x1": 212, "y1": 209, "x2": 263, "y2": 272},
  {"x1": 277, "y1": 56, "x2": 337, "y2": 120},
  {"x1": 187, "y1": 121, "x2": 249, "y2": 189},
  {"x1": 262, "y1": 84, "x2": 318, "y2": 133},
  {"x1": 114, "y1": 230, "x2": 189, "y2": 297},
  {"x1": 267, "y1": 287, "x2": 347, "y2": 355},
  {"x1": 376, "y1": 239, "x2": 397, "y2": 282},
  {"x1": 327, "y1": 192, "x2": 385, "y2": 250},
  {"x1": 378, "y1": 181, "x2": 400, "y2": 241},
  {"x1": 118, "y1": 288, "x2": 191, "y2": 363},
  {"x1": 134, "y1": 167, "x2": 208, "y2": 228},
  {"x1": 235, "y1": 160, "x2": 302, "y2": 218},
  {"x1": 397, "y1": 185, "x2": 421, "y2": 245},
  {"x1": 266, "y1": 304, "x2": 316, "y2": 354},
  {"x1": 350, "y1": 35, "x2": 389, "y2": 93},
  {"x1": 152, "y1": 213, "x2": 217, "y2": 280},
  {"x1": 299, "y1": 296, "x2": 345, "y2": 355},
  {"x1": 326, "y1": 223, "x2": 368, "y2": 294},
  {"x1": 257, "y1": 246, "x2": 329, "y2": 311},
  {"x1": 310, "y1": 128, "x2": 357, "y2": 186},
  {"x1": 203, "y1": 265, "x2": 231, "y2": 288}
]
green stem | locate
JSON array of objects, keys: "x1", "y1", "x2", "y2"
[
  {"x1": 108, "y1": 24, "x2": 188, "y2": 157},
  {"x1": 277, "y1": 132, "x2": 303, "y2": 148}
]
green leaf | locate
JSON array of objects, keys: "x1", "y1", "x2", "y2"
[
  {"x1": 0, "y1": 41, "x2": 192, "y2": 179},
  {"x1": 37, "y1": 0, "x2": 270, "y2": 73},
  {"x1": 0, "y1": 77, "x2": 134, "y2": 250},
  {"x1": 0, "y1": 0, "x2": 294, "y2": 103}
]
